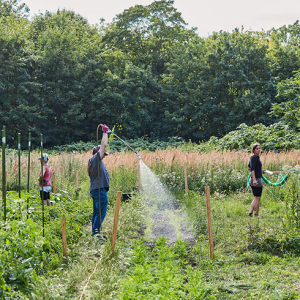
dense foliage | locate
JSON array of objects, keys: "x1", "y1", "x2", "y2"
[
  {"x1": 1, "y1": 0, "x2": 300, "y2": 148},
  {"x1": 0, "y1": 190, "x2": 91, "y2": 298}
]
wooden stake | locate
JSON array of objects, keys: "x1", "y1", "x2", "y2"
[
  {"x1": 61, "y1": 218, "x2": 67, "y2": 258},
  {"x1": 111, "y1": 191, "x2": 122, "y2": 256},
  {"x1": 184, "y1": 163, "x2": 188, "y2": 194},
  {"x1": 76, "y1": 169, "x2": 78, "y2": 189},
  {"x1": 205, "y1": 186, "x2": 214, "y2": 260},
  {"x1": 53, "y1": 173, "x2": 56, "y2": 194},
  {"x1": 76, "y1": 169, "x2": 79, "y2": 199},
  {"x1": 138, "y1": 164, "x2": 141, "y2": 193}
]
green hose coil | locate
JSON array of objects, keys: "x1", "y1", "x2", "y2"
[{"x1": 247, "y1": 173, "x2": 289, "y2": 188}]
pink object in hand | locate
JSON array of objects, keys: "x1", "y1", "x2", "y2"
[{"x1": 102, "y1": 124, "x2": 108, "y2": 133}]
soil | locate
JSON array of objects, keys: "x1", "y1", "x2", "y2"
[{"x1": 150, "y1": 209, "x2": 194, "y2": 245}]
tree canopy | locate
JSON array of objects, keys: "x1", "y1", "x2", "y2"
[{"x1": 0, "y1": 0, "x2": 300, "y2": 148}]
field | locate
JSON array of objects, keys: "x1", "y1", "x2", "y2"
[{"x1": 1, "y1": 149, "x2": 300, "y2": 299}]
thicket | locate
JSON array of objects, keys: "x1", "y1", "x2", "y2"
[
  {"x1": 0, "y1": 190, "x2": 91, "y2": 299},
  {"x1": 1, "y1": 0, "x2": 300, "y2": 149}
]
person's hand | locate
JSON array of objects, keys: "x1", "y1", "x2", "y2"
[
  {"x1": 262, "y1": 169, "x2": 266, "y2": 174},
  {"x1": 102, "y1": 124, "x2": 109, "y2": 133},
  {"x1": 253, "y1": 180, "x2": 257, "y2": 186}
]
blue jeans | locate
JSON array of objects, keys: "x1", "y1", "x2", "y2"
[{"x1": 90, "y1": 188, "x2": 109, "y2": 234}]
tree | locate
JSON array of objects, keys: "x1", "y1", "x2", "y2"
[
  {"x1": 88, "y1": 49, "x2": 161, "y2": 140},
  {"x1": 102, "y1": 0, "x2": 196, "y2": 74},
  {"x1": 0, "y1": 14, "x2": 40, "y2": 148},
  {"x1": 28, "y1": 10, "x2": 103, "y2": 146},
  {"x1": 0, "y1": 0, "x2": 29, "y2": 18},
  {"x1": 267, "y1": 21, "x2": 300, "y2": 82},
  {"x1": 162, "y1": 29, "x2": 277, "y2": 141},
  {"x1": 271, "y1": 70, "x2": 300, "y2": 131}
]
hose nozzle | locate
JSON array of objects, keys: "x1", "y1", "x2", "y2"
[{"x1": 135, "y1": 152, "x2": 141, "y2": 160}]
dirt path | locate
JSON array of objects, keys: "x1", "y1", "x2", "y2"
[{"x1": 150, "y1": 209, "x2": 194, "y2": 244}]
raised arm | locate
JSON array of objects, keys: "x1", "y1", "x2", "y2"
[{"x1": 99, "y1": 124, "x2": 109, "y2": 159}]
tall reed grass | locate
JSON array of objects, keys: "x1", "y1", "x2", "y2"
[{"x1": 1, "y1": 149, "x2": 299, "y2": 197}]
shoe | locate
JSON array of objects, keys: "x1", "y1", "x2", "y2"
[
  {"x1": 248, "y1": 213, "x2": 253, "y2": 217},
  {"x1": 96, "y1": 234, "x2": 107, "y2": 241},
  {"x1": 254, "y1": 214, "x2": 259, "y2": 217},
  {"x1": 92, "y1": 230, "x2": 100, "y2": 236}
]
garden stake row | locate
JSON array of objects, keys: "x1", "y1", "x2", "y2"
[{"x1": 2, "y1": 125, "x2": 6, "y2": 223}]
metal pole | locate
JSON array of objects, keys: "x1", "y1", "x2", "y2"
[
  {"x1": 27, "y1": 132, "x2": 31, "y2": 192},
  {"x1": 41, "y1": 134, "x2": 44, "y2": 237},
  {"x1": 18, "y1": 133, "x2": 21, "y2": 219},
  {"x1": 27, "y1": 132, "x2": 31, "y2": 219},
  {"x1": 2, "y1": 126, "x2": 6, "y2": 222},
  {"x1": 96, "y1": 125, "x2": 102, "y2": 233},
  {"x1": 18, "y1": 133, "x2": 21, "y2": 198}
]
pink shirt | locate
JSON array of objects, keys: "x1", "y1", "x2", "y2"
[{"x1": 39, "y1": 165, "x2": 52, "y2": 187}]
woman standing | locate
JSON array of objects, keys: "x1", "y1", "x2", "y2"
[
  {"x1": 248, "y1": 143, "x2": 265, "y2": 217},
  {"x1": 39, "y1": 153, "x2": 52, "y2": 206}
]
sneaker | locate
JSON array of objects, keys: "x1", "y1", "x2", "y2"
[
  {"x1": 96, "y1": 234, "x2": 107, "y2": 241},
  {"x1": 92, "y1": 230, "x2": 100, "y2": 237},
  {"x1": 248, "y1": 213, "x2": 253, "y2": 217}
]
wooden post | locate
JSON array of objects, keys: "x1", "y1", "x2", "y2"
[
  {"x1": 61, "y1": 218, "x2": 67, "y2": 258},
  {"x1": 111, "y1": 191, "x2": 122, "y2": 256},
  {"x1": 53, "y1": 173, "x2": 56, "y2": 194},
  {"x1": 298, "y1": 160, "x2": 300, "y2": 166},
  {"x1": 205, "y1": 186, "x2": 214, "y2": 260},
  {"x1": 138, "y1": 164, "x2": 141, "y2": 193},
  {"x1": 184, "y1": 163, "x2": 188, "y2": 194},
  {"x1": 76, "y1": 169, "x2": 78, "y2": 199}
]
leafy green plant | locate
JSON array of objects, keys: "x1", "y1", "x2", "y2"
[
  {"x1": 283, "y1": 173, "x2": 300, "y2": 229},
  {"x1": 118, "y1": 236, "x2": 214, "y2": 299},
  {"x1": 0, "y1": 189, "x2": 92, "y2": 298}
]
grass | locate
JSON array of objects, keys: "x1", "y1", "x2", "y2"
[
  {"x1": 1, "y1": 149, "x2": 300, "y2": 299},
  {"x1": 30, "y1": 180, "x2": 300, "y2": 299}
]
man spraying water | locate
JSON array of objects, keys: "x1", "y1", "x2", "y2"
[{"x1": 87, "y1": 124, "x2": 110, "y2": 240}]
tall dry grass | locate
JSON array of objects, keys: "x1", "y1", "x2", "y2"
[
  {"x1": 2, "y1": 149, "x2": 299, "y2": 194},
  {"x1": 104, "y1": 149, "x2": 300, "y2": 170}
]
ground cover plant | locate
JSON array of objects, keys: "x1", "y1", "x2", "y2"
[{"x1": 1, "y1": 148, "x2": 300, "y2": 298}]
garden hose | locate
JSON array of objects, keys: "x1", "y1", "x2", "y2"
[
  {"x1": 246, "y1": 173, "x2": 289, "y2": 188},
  {"x1": 107, "y1": 128, "x2": 141, "y2": 160}
]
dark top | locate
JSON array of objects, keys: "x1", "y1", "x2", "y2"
[
  {"x1": 249, "y1": 154, "x2": 262, "y2": 179},
  {"x1": 87, "y1": 152, "x2": 110, "y2": 192}
]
